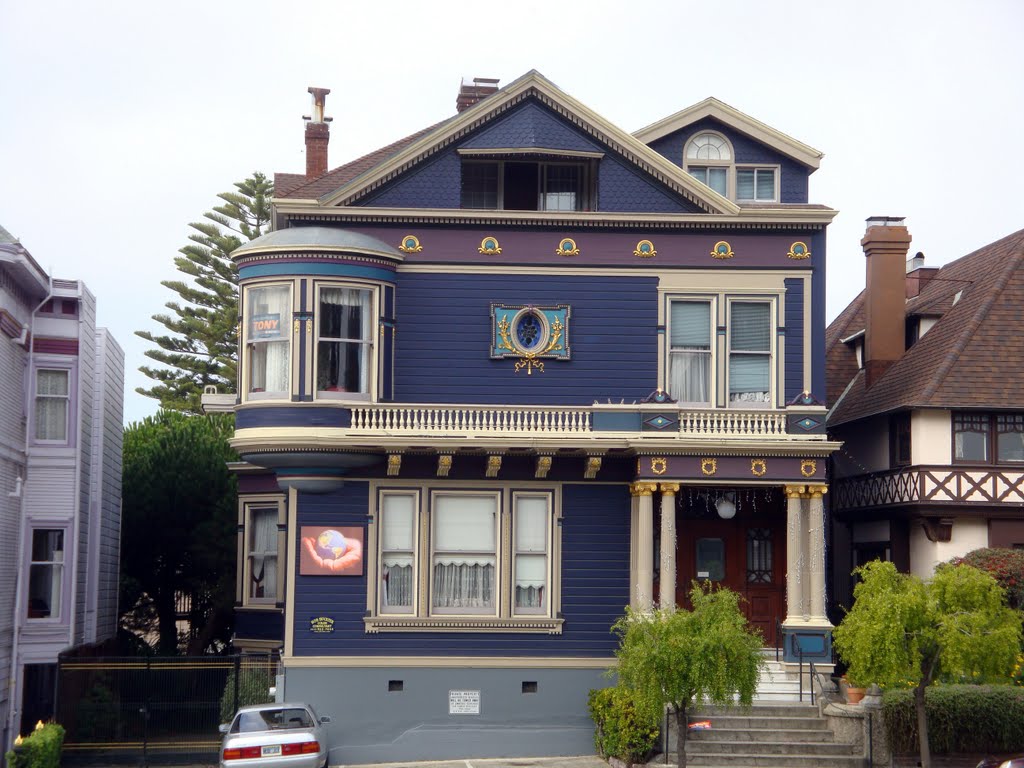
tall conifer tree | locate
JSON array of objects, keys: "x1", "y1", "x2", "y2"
[{"x1": 137, "y1": 173, "x2": 272, "y2": 412}]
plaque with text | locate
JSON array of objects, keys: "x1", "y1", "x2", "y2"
[{"x1": 448, "y1": 690, "x2": 480, "y2": 715}]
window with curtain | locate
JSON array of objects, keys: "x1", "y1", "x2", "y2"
[
  {"x1": 513, "y1": 495, "x2": 549, "y2": 615},
  {"x1": 668, "y1": 301, "x2": 712, "y2": 404},
  {"x1": 317, "y1": 286, "x2": 372, "y2": 396},
  {"x1": 247, "y1": 507, "x2": 278, "y2": 601},
  {"x1": 380, "y1": 493, "x2": 416, "y2": 614},
  {"x1": 35, "y1": 369, "x2": 69, "y2": 442},
  {"x1": 431, "y1": 494, "x2": 497, "y2": 614},
  {"x1": 729, "y1": 302, "x2": 772, "y2": 405},
  {"x1": 246, "y1": 284, "x2": 291, "y2": 396},
  {"x1": 27, "y1": 529, "x2": 64, "y2": 619}
]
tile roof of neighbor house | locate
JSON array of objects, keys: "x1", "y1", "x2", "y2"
[
  {"x1": 0, "y1": 223, "x2": 19, "y2": 244},
  {"x1": 827, "y1": 228, "x2": 1024, "y2": 426}
]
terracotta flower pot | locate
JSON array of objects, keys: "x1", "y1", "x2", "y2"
[{"x1": 846, "y1": 686, "x2": 866, "y2": 704}]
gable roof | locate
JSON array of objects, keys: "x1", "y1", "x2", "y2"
[
  {"x1": 633, "y1": 97, "x2": 824, "y2": 170},
  {"x1": 277, "y1": 70, "x2": 742, "y2": 216},
  {"x1": 827, "y1": 228, "x2": 1024, "y2": 426}
]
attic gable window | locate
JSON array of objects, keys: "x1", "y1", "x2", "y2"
[
  {"x1": 684, "y1": 131, "x2": 779, "y2": 202},
  {"x1": 460, "y1": 158, "x2": 594, "y2": 212}
]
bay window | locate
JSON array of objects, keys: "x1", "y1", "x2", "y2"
[
  {"x1": 245, "y1": 284, "x2": 291, "y2": 397},
  {"x1": 431, "y1": 493, "x2": 498, "y2": 614},
  {"x1": 316, "y1": 286, "x2": 372, "y2": 397},
  {"x1": 35, "y1": 369, "x2": 69, "y2": 442},
  {"x1": 27, "y1": 529, "x2": 64, "y2": 619},
  {"x1": 668, "y1": 300, "x2": 712, "y2": 404},
  {"x1": 729, "y1": 302, "x2": 772, "y2": 406}
]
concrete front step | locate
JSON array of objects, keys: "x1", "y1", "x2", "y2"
[
  {"x1": 694, "y1": 704, "x2": 819, "y2": 718},
  {"x1": 684, "y1": 753, "x2": 862, "y2": 767},
  {"x1": 689, "y1": 739, "x2": 855, "y2": 756},
  {"x1": 688, "y1": 727, "x2": 836, "y2": 743},
  {"x1": 686, "y1": 715, "x2": 829, "y2": 731}
]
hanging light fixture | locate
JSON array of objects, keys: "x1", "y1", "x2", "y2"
[{"x1": 715, "y1": 492, "x2": 736, "y2": 520}]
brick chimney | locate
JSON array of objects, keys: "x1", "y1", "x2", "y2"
[
  {"x1": 862, "y1": 217, "x2": 912, "y2": 387},
  {"x1": 905, "y1": 251, "x2": 939, "y2": 298},
  {"x1": 456, "y1": 77, "x2": 500, "y2": 113},
  {"x1": 304, "y1": 87, "x2": 332, "y2": 179}
]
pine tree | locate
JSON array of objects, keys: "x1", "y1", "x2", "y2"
[{"x1": 136, "y1": 173, "x2": 272, "y2": 413}]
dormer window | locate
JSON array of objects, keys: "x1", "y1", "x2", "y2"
[
  {"x1": 459, "y1": 156, "x2": 596, "y2": 211},
  {"x1": 684, "y1": 131, "x2": 779, "y2": 203}
]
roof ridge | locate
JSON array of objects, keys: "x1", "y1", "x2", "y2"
[{"x1": 919, "y1": 234, "x2": 1024, "y2": 402}]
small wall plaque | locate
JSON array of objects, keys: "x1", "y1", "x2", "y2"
[
  {"x1": 449, "y1": 690, "x2": 481, "y2": 715},
  {"x1": 309, "y1": 616, "x2": 335, "y2": 633}
]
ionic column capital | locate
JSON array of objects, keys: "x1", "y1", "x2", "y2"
[
  {"x1": 658, "y1": 482, "x2": 681, "y2": 495},
  {"x1": 631, "y1": 482, "x2": 659, "y2": 497},
  {"x1": 807, "y1": 484, "x2": 829, "y2": 499},
  {"x1": 784, "y1": 484, "x2": 807, "y2": 498}
]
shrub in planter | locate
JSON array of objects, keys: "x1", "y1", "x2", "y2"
[
  {"x1": 882, "y1": 685, "x2": 1024, "y2": 754},
  {"x1": 5, "y1": 723, "x2": 65, "y2": 768},
  {"x1": 588, "y1": 686, "x2": 659, "y2": 766}
]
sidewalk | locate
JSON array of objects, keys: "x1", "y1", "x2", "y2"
[{"x1": 336, "y1": 756, "x2": 611, "y2": 768}]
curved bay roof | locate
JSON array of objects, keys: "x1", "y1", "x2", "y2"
[{"x1": 233, "y1": 226, "x2": 403, "y2": 259}]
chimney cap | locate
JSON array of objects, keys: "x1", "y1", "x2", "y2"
[{"x1": 865, "y1": 216, "x2": 906, "y2": 230}]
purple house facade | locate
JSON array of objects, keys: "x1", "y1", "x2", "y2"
[
  {"x1": 0, "y1": 226, "x2": 124, "y2": 749},
  {"x1": 205, "y1": 72, "x2": 839, "y2": 762}
]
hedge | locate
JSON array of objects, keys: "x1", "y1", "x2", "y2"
[
  {"x1": 588, "y1": 686, "x2": 659, "y2": 765},
  {"x1": 883, "y1": 685, "x2": 1024, "y2": 754},
  {"x1": 4, "y1": 723, "x2": 65, "y2": 768}
]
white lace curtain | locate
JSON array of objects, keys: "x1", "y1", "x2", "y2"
[
  {"x1": 249, "y1": 508, "x2": 277, "y2": 599},
  {"x1": 35, "y1": 370, "x2": 69, "y2": 440},
  {"x1": 669, "y1": 302, "x2": 711, "y2": 403},
  {"x1": 514, "y1": 497, "x2": 548, "y2": 612},
  {"x1": 432, "y1": 496, "x2": 496, "y2": 611},
  {"x1": 248, "y1": 286, "x2": 291, "y2": 394},
  {"x1": 381, "y1": 495, "x2": 415, "y2": 613},
  {"x1": 318, "y1": 287, "x2": 371, "y2": 393}
]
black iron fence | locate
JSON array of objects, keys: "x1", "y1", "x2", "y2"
[{"x1": 56, "y1": 653, "x2": 277, "y2": 765}]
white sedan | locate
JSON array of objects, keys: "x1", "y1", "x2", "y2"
[{"x1": 219, "y1": 703, "x2": 331, "y2": 768}]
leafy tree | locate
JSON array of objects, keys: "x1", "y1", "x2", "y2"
[
  {"x1": 612, "y1": 584, "x2": 765, "y2": 768},
  {"x1": 833, "y1": 560, "x2": 1021, "y2": 768},
  {"x1": 950, "y1": 547, "x2": 1024, "y2": 610},
  {"x1": 137, "y1": 173, "x2": 272, "y2": 413},
  {"x1": 120, "y1": 411, "x2": 238, "y2": 654}
]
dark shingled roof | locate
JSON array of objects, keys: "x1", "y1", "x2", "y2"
[
  {"x1": 827, "y1": 228, "x2": 1024, "y2": 426},
  {"x1": 275, "y1": 119, "x2": 453, "y2": 201}
]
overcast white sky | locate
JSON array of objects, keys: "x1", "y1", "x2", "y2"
[{"x1": 1, "y1": 0, "x2": 1021, "y2": 425}]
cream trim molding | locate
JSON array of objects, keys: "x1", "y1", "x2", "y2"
[
  {"x1": 364, "y1": 617, "x2": 563, "y2": 634},
  {"x1": 283, "y1": 655, "x2": 616, "y2": 669}
]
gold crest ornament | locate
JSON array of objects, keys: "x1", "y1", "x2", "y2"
[
  {"x1": 634, "y1": 239, "x2": 657, "y2": 258},
  {"x1": 478, "y1": 236, "x2": 502, "y2": 255},
  {"x1": 711, "y1": 241, "x2": 734, "y2": 259},
  {"x1": 399, "y1": 234, "x2": 423, "y2": 253},
  {"x1": 555, "y1": 238, "x2": 580, "y2": 256},
  {"x1": 787, "y1": 241, "x2": 811, "y2": 260},
  {"x1": 650, "y1": 457, "x2": 667, "y2": 475},
  {"x1": 751, "y1": 459, "x2": 767, "y2": 477},
  {"x1": 800, "y1": 459, "x2": 817, "y2": 478},
  {"x1": 701, "y1": 458, "x2": 718, "y2": 476}
]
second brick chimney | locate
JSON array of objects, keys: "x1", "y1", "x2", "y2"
[
  {"x1": 304, "y1": 87, "x2": 332, "y2": 179},
  {"x1": 456, "y1": 77, "x2": 500, "y2": 113},
  {"x1": 862, "y1": 216, "x2": 912, "y2": 388}
]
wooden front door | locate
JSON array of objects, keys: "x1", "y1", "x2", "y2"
[{"x1": 676, "y1": 515, "x2": 785, "y2": 647}]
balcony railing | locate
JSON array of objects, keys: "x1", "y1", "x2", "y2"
[
  {"x1": 678, "y1": 409, "x2": 788, "y2": 437},
  {"x1": 834, "y1": 465, "x2": 1024, "y2": 511}
]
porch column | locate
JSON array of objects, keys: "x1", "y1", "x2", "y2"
[
  {"x1": 807, "y1": 485, "x2": 829, "y2": 622},
  {"x1": 784, "y1": 484, "x2": 806, "y2": 621},
  {"x1": 659, "y1": 483, "x2": 680, "y2": 611},
  {"x1": 631, "y1": 482, "x2": 658, "y2": 611}
]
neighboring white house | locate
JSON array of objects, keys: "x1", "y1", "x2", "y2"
[{"x1": 0, "y1": 225, "x2": 124, "y2": 749}]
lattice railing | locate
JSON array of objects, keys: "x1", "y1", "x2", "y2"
[{"x1": 834, "y1": 465, "x2": 1024, "y2": 510}]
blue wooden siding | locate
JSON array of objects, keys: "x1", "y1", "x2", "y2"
[
  {"x1": 784, "y1": 278, "x2": 804, "y2": 401},
  {"x1": 393, "y1": 273, "x2": 659, "y2": 404},
  {"x1": 646, "y1": 118, "x2": 810, "y2": 204},
  {"x1": 290, "y1": 483, "x2": 631, "y2": 657},
  {"x1": 360, "y1": 97, "x2": 696, "y2": 212},
  {"x1": 810, "y1": 230, "x2": 827, "y2": 400}
]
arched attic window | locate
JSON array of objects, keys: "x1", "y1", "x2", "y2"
[{"x1": 684, "y1": 132, "x2": 732, "y2": 197}]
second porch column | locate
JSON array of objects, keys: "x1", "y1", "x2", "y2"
[
  {"x1": 659, "y1": 483, "x2": 680, "y2": 611},
  {"x1": 808, "y1": 485, "x2": 829, "y2": 622},
  {"x1": 784, "y1": 484, "x2": 805, "y2": 621},
  {"x1": 632, "y1": 482, "x2": 658, "y2": 611}
]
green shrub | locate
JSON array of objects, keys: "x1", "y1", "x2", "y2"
[
  {"x1": 4, "y1": 723, "x2": 65, "y2": 768},
  {"x1": 219, "y1": 662, "x2": 275, "y2": 722},
  {"x1": 950, "y1": 548, "x2": 1024, "y2": 610},
  {"x1": 883, "y1": 685, "x2": 1024, "y2": 754},
  {"x1": 588, "y1": 686, "x2": 659, "y2": 765}
]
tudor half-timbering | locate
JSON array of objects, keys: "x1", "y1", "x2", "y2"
[{"x1": 205, "y1": 72, "x2": 839, "y2": 763}]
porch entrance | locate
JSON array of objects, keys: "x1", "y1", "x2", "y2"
[{"x1": 673, "y1": 489, "x2": 785, "y2": 647}]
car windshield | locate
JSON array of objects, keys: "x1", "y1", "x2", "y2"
[{"x1": 234, "y1": 707, "x2": 314, "y2": 733}]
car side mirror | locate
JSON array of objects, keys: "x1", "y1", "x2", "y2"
[
  {"x1": 218, "y1": 724, "x2": 230, "y2": 735},
  {"x1": 319, "y1": 716, "x2": 331, "y2": 724}
]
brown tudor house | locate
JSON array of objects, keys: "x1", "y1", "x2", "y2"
[{"x1": 827, "y1": 217, "x2": 1024, "y2": 608}]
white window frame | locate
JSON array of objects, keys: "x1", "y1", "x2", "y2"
[
  {"x1": 429, "y1": 490, "x2": 501, "y2": 616},
  {"x1": 240, "y1": 496, "x2": 285, "y2": 609},
  {"x1": 377, "y1": 490, "x2": 420, "y2": 615},
  {"x1": 666, "y1": 297, "x2": 717, "y2": 406},
  {"x1": 27, "y1": 527, "x2": 66, "y2": 621},
  {"x1": 34, "y1": 367, "x2": 71, "y2": 444},
  {"x1": 735, "y1": 166, "x2": 779, "y2": 203},
  {"x1": 313, "y1": 282, "x2": 376, "y2": 402},
  {"x1": 364, "y1": 484, "x2": 561, "y2": 633},
  {"x1": 511, "y1": 491, "x2": 553, "y2": 616},
  {"x1": 242, "y1": 281, "x2": 294, "y2": 401},
  {"x1": 727, "y1": 298, "x2": 776, "y2": 409},
  {"x1": 684, "y1": 131, "x2": 733, "y2": 198}
]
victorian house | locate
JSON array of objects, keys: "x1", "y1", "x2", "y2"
[
  {"x1": 0, "y1": 226, "x2": 124, "y2": 749},
  {"x1": 827, "y1": 219, "x2": 1024, "y2": 608},
  {"x1": 205, "y1": 72, "x2": 839, "y2": 763}
]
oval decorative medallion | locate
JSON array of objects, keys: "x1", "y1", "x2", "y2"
[
  {"x1": 634, "y1": 239, "x2": 657, "y2": 258},
  {"x1": 710, "y1": 240, "x2": 734, "y2": 259},
  {"x1": 555, "y1": 237, "x2": 580, "y2": 256},
  {"x1": 399, "y1": 234, "x2": 423, "y2": 253},
  {"x1": 478, "y1": 236, "x2": 502, "y2": 255}
]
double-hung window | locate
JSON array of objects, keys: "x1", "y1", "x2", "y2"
[
  {"x1": 247, "y1": 506, "x2": 279, "y2": 603},
  {"x1": 27, "y1": 529, "x2": 64, "y2": 619},
  {"x1": 245, "y1": 284, "x2": 292, "y2": 398},
  {"x1": 316, "y1": 286, "x2": 372, "y2": 397},
  {"x1": 668, "y1": 300, "x2": 712, "y2": 404},
  {"x1": 729, "y1": 302, "x2": 772, "y2": 406},
  {"x1": 35, "y1": 369, "x2": 69, "y2": 442},
  {"x1": 371, "y1": 488, "x2": 558, "y2": 631}
]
